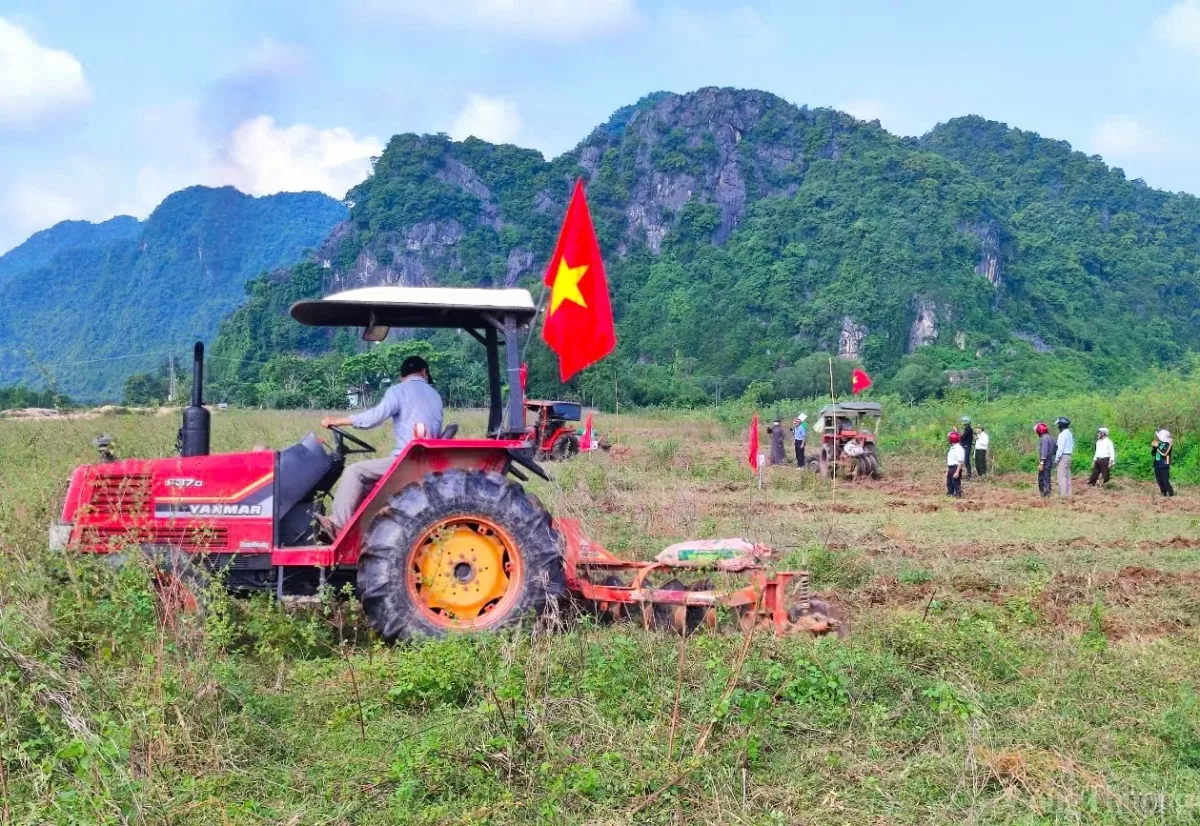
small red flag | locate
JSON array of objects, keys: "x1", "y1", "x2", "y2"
[
  {"x1": 519, "y1": 363, "x2": 528, "y2": 392},
  {"x1": 852, "y1": 368, "x2": 872, "y2": 395},
  {"x1": 747, "y1": 413, "x2": 759, "y2": 471},
  {"x1": 582, "y1": 411, "x2": 593, "y2": 451},
  {"x1": 541, "y1": 180, "x2": 616, "y2": 382}
]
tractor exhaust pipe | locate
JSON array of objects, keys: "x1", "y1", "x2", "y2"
[{"x1": 179, "y1": 341, "x2": 210, "y2": 457}]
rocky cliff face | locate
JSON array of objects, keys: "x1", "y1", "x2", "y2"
[
  {"x1": 838, "y1": 316, "x2": 868, "y2": 359},
  {"x1": 579, "y1": 88, "x2": 830, "y2": 250},
  {"x1": 306, "y1": 88, "x2": 884, "y2": 291},
  {"x1": 908, "y1": 295, "x2": 942, "y2": 351}
]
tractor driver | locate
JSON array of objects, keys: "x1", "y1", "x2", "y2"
[{"x1": 318, "y1": 356, "x2": 444, "y2": 538}]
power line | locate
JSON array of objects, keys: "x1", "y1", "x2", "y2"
[{"x1": 56, "y1": 350, "x2": 172, "y2": 366}]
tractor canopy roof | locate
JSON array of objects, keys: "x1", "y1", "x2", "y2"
[
  {"x1": 526, "y1": 400, "x2": 582, "y2": 420},
  {"x1": 290, "y1": 286, "x2": 537, "y2": 331},
  {"x1": 817, "y1": 402, "x2": 882, "y2": 418}
]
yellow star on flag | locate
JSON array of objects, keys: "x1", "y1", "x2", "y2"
[{"x1": 549, "y1": 257, "x2": 589, "y2": 314}]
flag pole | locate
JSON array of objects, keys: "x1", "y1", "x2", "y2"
[
  {"x1": 828, "y1": 357, "x2": 837, "y2": 506},
  {"x1": 613, "y1": 377, "x2": 620, "y2": 449},
  {"x1": 520, "y1": 282, "x2": 549, "y2": 365}
]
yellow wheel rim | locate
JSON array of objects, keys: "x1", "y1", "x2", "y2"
[{"x1": 406, "y1": 516, "x2": 522, "y2": 629}]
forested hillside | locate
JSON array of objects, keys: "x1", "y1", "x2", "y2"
[
  {"x1": 0, "y1": 187, "x2": 347, "y2": 400},
  {"x1": 207, "y1": 87, "x2": 1200, "y2": 408}
]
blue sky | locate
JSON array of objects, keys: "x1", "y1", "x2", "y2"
[{"x1": 2, "y1": 0, "x2": 1199, "y2": 253}]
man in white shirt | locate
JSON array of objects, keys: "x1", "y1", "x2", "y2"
[
  {"x1": 1089, "y1": 426, "x2": 1115, "y2": 487},
  {"x1": 946, "y1": 431, "x2": 965, "y2": 498},
  {"x1": 974, "y1": 426, "x2": 990, "y2": 476},
  {"x1": 1054, "y1": 416, "x2": 1074, "y2": 497}
]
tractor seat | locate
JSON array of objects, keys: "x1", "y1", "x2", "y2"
[{"x1": 440, "y1": 423, "x2": 459, "y2": 439}]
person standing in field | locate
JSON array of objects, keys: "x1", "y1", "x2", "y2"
[
  {"x1": 946, "y1": 431, "x2": 965, "y2": 497},
  {"x1": 767, "y1": 419, "x2": 786, "y2": 465},
  {"x1": 792, "y1": 413, "x2": 808, "y2": 468},
  {"x1": 1089, "y1": 426, "x2": 1115, "y2": 487},
  {"x1": 960, "y1": 417, "x2": 975, "y2": 479},
  {"x1": 1152, "y1": 429, "x2": 1175, "y2": 497},
  {"x1": 1054, "y1": 417, "x2": 1074, "y2": 498},
  {"x1": 974, "y1": 425, "x2": 989, "y2": 476},
  {"x1": 1036, "y1": 422, "x2": 1054, "y2": 497}
]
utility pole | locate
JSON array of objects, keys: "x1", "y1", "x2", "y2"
[{"x1": 168, "y1": 355, "x2": 177, "y2": 404}]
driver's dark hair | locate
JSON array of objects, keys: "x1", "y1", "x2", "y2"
[{"x1": 400, "y1": 356, "x2": 430, "y2": 379}]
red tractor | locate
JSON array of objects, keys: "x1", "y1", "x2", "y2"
[
  {"x1": 52, "y1": 287, "x2": 842, "y2": 641},
  {"x1": 808, "y1": 402, "x2": 883, "y2": 480},
  {"x1": 525, "y1": 399, "x2": 583, "y2": 460}
]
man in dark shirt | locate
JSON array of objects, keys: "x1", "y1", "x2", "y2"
[
  {"x1": 1036, "y1": 422, "x2": 1054, "y2": 497},
  {"x1": 960, "y1": 417, "x2": 975, "y2": 480}
]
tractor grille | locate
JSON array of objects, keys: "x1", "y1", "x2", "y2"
[
  {"x1": 84, "y1": 524, "x2": 230, "y2": 551},
  {"x1": 87, "y1": 474, "x2": 151, "y2": 517}
]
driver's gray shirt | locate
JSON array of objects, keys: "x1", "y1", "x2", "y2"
[{"x1": 350, "y1": 377, "x2": 444, "y2": 456}]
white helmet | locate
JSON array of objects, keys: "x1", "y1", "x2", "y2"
[
  {"x1": 1097, "y1": 427, "x2": 1108, "y2": 436},
  {"x1": 1157, "y1": 429, "x2": 1172, "y2": 443}
]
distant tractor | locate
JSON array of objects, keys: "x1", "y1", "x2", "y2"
[
  {"x1": 808, "y1": 402, "x2": 883, "y2": 479},
  {"x1": 525, "y1": 400, "x2": 584, "y2": 460}
]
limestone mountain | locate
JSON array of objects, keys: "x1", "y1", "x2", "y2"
[
  {"x1": 210, "y1": 88, "x2": 1200, "y2": 403},
  {"x1": 0, "y1": 187, "x2": 347, "y2": 400}
]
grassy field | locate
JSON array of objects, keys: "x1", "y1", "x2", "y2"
[{"x1": 2, "y1": 406, "x2": 1199, "y2": 825}]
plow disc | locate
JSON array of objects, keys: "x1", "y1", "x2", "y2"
[{"x1": 559, "y1": 520, "x2": 847, "y2": 638}]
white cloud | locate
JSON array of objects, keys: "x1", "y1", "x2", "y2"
[
  {"x1": 0, "y1": 17, "x2": 91, "y2": 133},
  {"x1": 358, "y1": 0, "x2": 641, "y2": 41},
  {"x1": 1088, "y1": 116, "x2": 1163, "y2": 158},
  {"x1": 449, "y1": 94, "x2": 522, "y2": 144},
  {"x1": 215, "y1": 116, "x2": 381, "y2": 198},
  {"x1": 1153, "y1": 0, "x2": 1200, "y2": 53},
  {"x1": 0, "y1": 110, "x2": 380, "y2": 253}
]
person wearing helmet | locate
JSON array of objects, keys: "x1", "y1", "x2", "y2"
[
  {"x1": 946, "y1": 430, "x2": 965, "y2": 497},
  {"x1": 960, "y1": 416, "x2": 975, "y2": 480},
  {"x1": 1152, "y1": 429, "x2": 1175, "y2": 497},
  {"x1": 1054, "y1": 417, "x2": 1074, "y2": 498},
  {"x1": 1089, "y1": 426, "x2": 1115, "y2": 487},
  {"x1": 1036, "y1": 422, "x2": 1054, "y2": 497},
  {"x1": 793, "y1": 413, "x2": 808, "y2": 469}
]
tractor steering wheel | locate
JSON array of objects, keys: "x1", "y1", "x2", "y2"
[{"x1": 326, "y1": 425, "x2": 376, "y2": 455}]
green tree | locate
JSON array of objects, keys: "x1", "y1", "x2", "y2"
[{"x1": 123, "y1": 373, "x2": 168, "y2": 406}]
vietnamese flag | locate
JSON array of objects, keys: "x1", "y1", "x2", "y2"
[
  {"x1": 747, "y1": 413, "x2": 759, "y2": 471},
  {"x1": 541, "y1": 180, "x2": 616, "y2": 382},
  {"x1": 852, "y1": 368, "x2": 873, "y2": 395},
  {"x1": 582, "y1": 411, "x2": 594, "y2": 451}
]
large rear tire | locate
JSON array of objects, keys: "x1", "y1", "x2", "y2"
[
  {"x1": 551, "y1": 434, "x2": 580, "y2": 461},
  {"x1": 358, "y1": 470, "x2": 565, "y2": 642}
]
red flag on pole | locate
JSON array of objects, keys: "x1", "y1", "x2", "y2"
[
  {"x1": 747, "y1": 413, "x2": 759, "y2": 471},
  {"x1": 519, "y1": 363, "x2": 528, "y2": 392},
  {"x1": 581, "y1": 411, "x2": 593, "y2": 451},
  {"x1": 541, "y1": 180, "x2": 616, "y2": 382},
  {"x1": 851, "y1": 368, "x2": 873, "y2": 395}
]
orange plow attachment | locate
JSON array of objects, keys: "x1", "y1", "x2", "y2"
[{"x1": 556, "y1": 519, "x2": 846, "y2": 637}]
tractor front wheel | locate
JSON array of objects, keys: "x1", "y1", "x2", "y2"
[{"x1": 358, "y1": 470, "x2": 565, "y2": 642}]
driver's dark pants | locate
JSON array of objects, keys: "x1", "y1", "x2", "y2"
[
  {"x1": 794, "y1": 440, "x2": 805, "y2": 468},
  {"x1": 331, "y1": 457, "x2": 395, "y2": 530}
]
